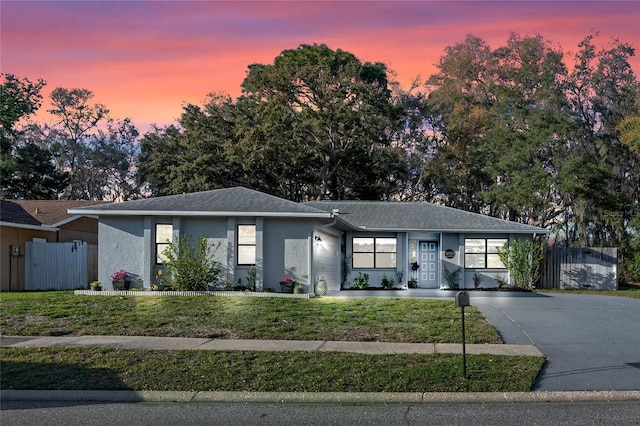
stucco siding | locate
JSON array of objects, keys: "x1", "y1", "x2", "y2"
[
  {"x1": 99, "y1": 217, "x2": 145, "y2": 290},
  {"x1": 313, "y1": 230, "x2": 341, "y2": 293},
  {"x1": 179, "y1": 217, "x2": 228, "y2": 241},
  {"x1": 441, "y1": 233, "x2": 462, "y2": 288},
  {"x1": 179, "y1": 217, "x2": 229, "y2": 279},
  {"x1": 262, "y1": 219, "x2": 318, "y2": 292}
]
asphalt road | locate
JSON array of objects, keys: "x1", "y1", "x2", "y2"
[
  {"x1": 2, "y1": 400, "x2": 639, "y2": 425},
  {"x1": 471, "y1": 292, "x2": 640, "y2": 391}
]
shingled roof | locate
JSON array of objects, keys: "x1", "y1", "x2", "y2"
[
  {"x1": 1, "y1": 199, "x2": 107, "y2": 228},
  {"x1": 304, "y1": 200, "x2": 547, "y2": 234},
  {"x1": 67, "y1": 187, "x2": 331, "y2": 218},
  {"x1": 66, "y1": 187, "x2": 545, "y2": 234}
]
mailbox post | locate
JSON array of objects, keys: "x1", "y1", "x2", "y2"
[{"x1": 455, "y1": 291, "x2": 470, "y2": 378}]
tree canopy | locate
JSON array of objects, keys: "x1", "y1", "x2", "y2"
[
  {"x1": 6, "y1": 34, "x2": 639, "y2": 263},
  {"x1": 423, "y1": 33, "x2": 639, "y2": 250},
  {"x1": 1, "y1": 79, "x2": 143, "y2": 201},
  {"x1": 141, "y1": 44, "x2": 408, "y2": 201}
]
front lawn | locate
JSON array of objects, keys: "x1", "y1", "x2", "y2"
[
  {"x1": 0, "y1": 292, "x2": 501, "y2": 343},
  {"x1": 0, "y1": 347, "x2": 543, "y2": 392},
  {"x1": 1, "y1": 292, "x2": 547, "y2": 392}
]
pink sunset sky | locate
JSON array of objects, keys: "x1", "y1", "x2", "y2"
[{"x1": 2, "y1": 1, "x2": 639, "y2": 132}]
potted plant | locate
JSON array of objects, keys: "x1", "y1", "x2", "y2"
[
  {"x1": 279, "y1": 277, "x2": 295, "y2": 293},
  {"x1": 407, "y1": 278, "x2": 418, "y2": 288},
  {"x1": 293, "y1": 284, "x2": 304, "y2": 294},
  {"x1": 153, "y1": 269, "x2": 172, "y2": 291},
  {"x1": 110, "y1": 269, "x2": 130, "y2": 290},
  {"x1": 89, "y1": 281, "x2": 102, "y2": 291}
]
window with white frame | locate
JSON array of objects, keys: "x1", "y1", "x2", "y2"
[
  {"x1": 155, "y1": 224, "x2": 173, "y2": 264},
  {"x1": 352, "y1": 237, "x2": 397, "y2": 269},
  {"x1": 464, "y1": 238, "x2": 507, "y2": 269},
  {"x1": 237, "y1": 224, "x2": 256, "y2": 265}
]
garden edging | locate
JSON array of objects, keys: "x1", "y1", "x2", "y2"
[{"x1": 74, "y1": 290, "x2": 311, "y2": 298}]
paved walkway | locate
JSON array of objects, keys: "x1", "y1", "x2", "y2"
[{"x1": 0, "y1": 335, "x2": 542, "y2": 356}]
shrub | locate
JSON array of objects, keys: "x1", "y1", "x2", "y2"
[
  {"x1": 473, "y1": 273, "x2": 483, "y2": 288},
  {"x1": 381, "y1": 274, "x2": 394, "y2": 289},
  {"x1": 352, "y1": 272, "x2": 369, "y2": 289},
  {"x1": 497, "y1": 239, "x2": 545, "y2": 289},
  {"x1": 162, "y1": 235, "x2": 220, "y2": 291},
  {"x1": 623, "y1": 248, "x2": 640, "y2": 283},
  {"x1": 443, "y1": 266, "x2": 461, "y2": 289},
  {"x1": 246, "y1": 266, "x2": 256, "y2": 291}
]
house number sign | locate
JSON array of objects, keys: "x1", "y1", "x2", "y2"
[{"x1": 444, "y1": 249, "x2": 455, "y2": 259}]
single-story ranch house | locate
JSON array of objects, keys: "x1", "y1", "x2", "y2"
[{"x1": 68, "y1": 187, "x2": 548, "y2": 293}]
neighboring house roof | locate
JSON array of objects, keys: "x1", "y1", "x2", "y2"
[
  {"x1": 304, "y1": 200, "x2": 548, "y2": 234},
  {"x1": 0, "y1": 201, "x2": 41, "y2": 227},
  {"x1": 1, "y1": 199, "x2": 107, "y2": 231},
  {"x1": 67, "y1": 187, "x2": 332, "y2": 218}
]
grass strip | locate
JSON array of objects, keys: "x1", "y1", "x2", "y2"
[
  {"x1": 537, "y1": 284, "x2": 640, "y2": 300},
  {"x1": 1, "y1": 347, "x2": 543, "y2": 392},
  {"x1": 0, "y1": 292, "x2": 500, "y2": 343}
]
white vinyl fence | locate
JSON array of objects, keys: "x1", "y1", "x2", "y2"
[{"x1": 25, "y1": 241, "x2": 88, "y2": 290}]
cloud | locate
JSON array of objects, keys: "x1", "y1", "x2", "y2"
[{"x1": 2, "y1": 0, "x2": 638, "y2": 132}]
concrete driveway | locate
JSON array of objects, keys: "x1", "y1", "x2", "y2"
[{"x1": 471, "y1": 292, "x2": 640, "y2": 391}]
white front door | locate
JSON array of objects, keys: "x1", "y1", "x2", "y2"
[{"x1": 418, "y1": 241, "x2": 439, "y2": 288}]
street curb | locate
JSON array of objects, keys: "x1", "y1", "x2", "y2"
[{"x1": 2, "y1": 390, "x2": 639, "y2": 404}]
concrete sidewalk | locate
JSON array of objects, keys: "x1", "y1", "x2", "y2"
[
  {"x1": 0, "y1": 335, "x2": 543, "y2": 357},
  {"x1": 4, "y1": 335, "x2": 640, "y2": 403}
]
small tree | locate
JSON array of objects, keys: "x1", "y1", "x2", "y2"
[
  {"x1": 498, "y1": 239, "x2": 545, "y2": 289},
  {"x1": 162, "y1": 235, "x2": 219, "y2": 291}
]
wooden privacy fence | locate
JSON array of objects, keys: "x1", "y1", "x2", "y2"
[
  {"x1": 539, "y1": 247, "x2": 618, "y2": 290},
  {"x1": 25, "y1": 241, "x2": 88, "y2": 290}
]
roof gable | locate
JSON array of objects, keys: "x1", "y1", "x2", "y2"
[
  {"x1": 68, "y1": 187, "x2": 330, "y2": 217},
  {"x1": 304, "y1": 200, "x2": 547, "y2": 233}
]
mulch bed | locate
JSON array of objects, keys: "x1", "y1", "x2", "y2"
[
  {"x1": 342, "y1": 287, "x2": 533, "y2": 292},
  {"x1": 441, "y1": 287, "x2": 533, "y2": 292}
]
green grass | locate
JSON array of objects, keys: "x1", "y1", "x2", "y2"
[
  {"x1": 0, "y1": 347, "x2": 543, "y2": 392},
  {"x1": 536, "y1": 283, "x2": 640, "y2": 300},
  {"x1": 0, "y1": 292, "x2": 500, "y2": 343}
]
